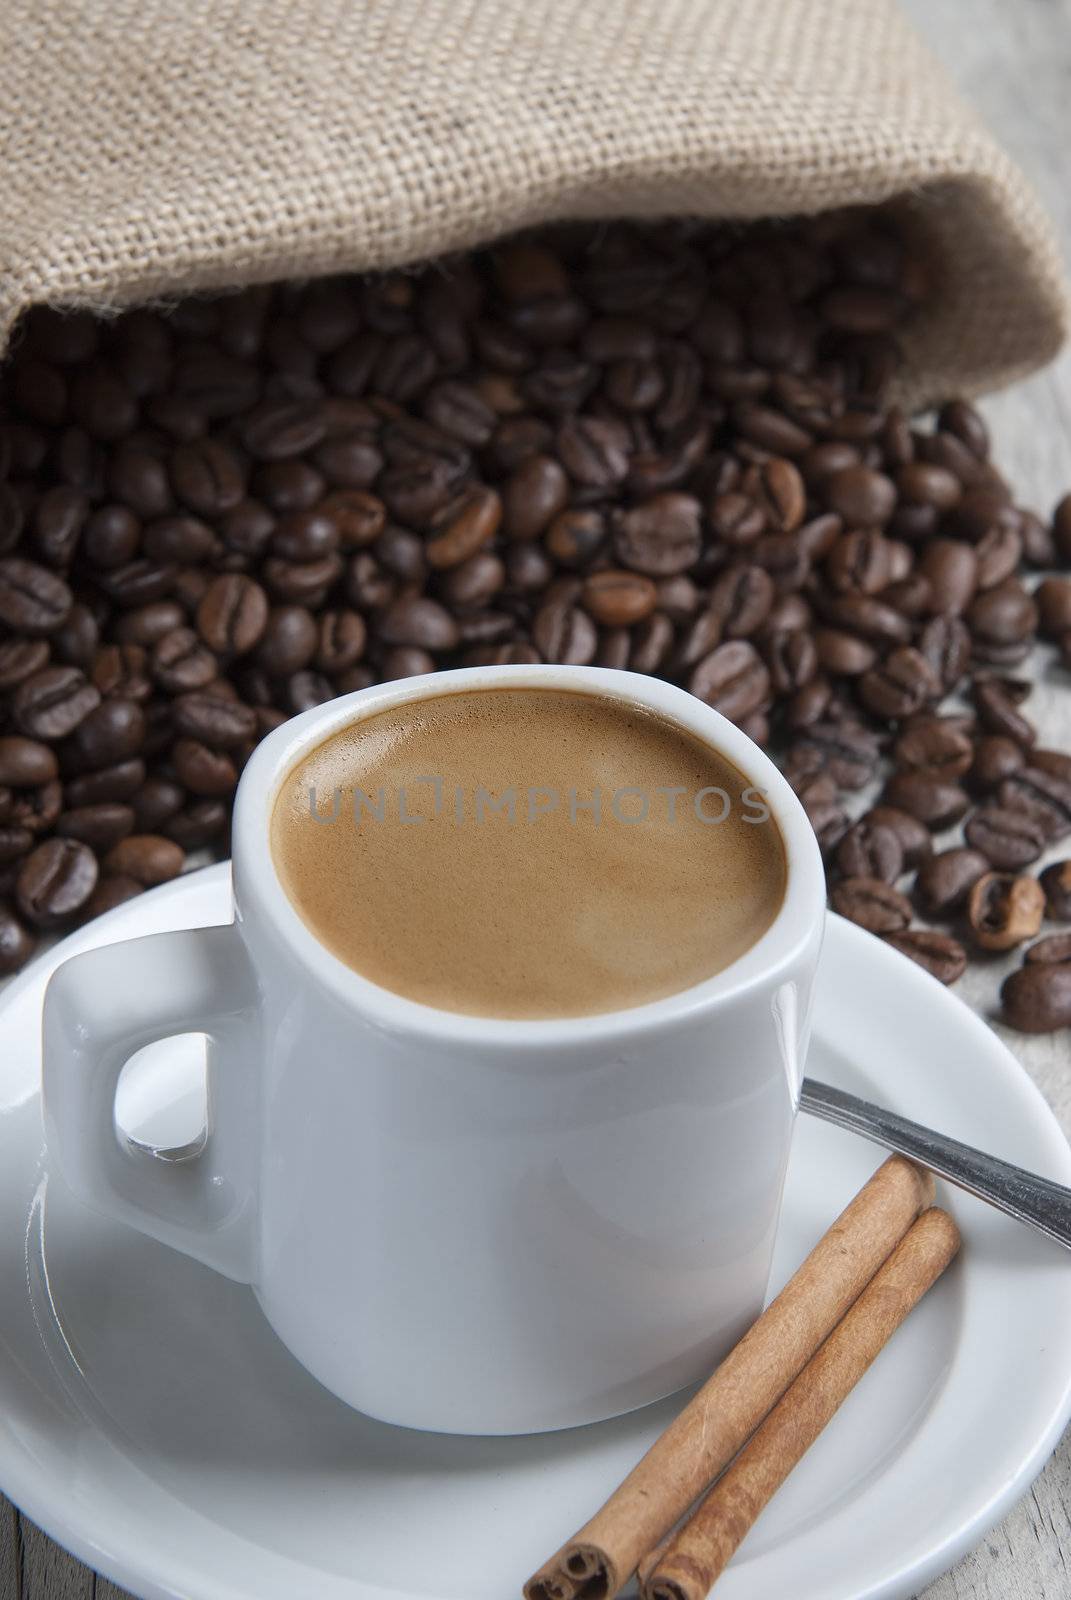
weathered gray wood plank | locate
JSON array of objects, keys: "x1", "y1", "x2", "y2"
[
  {"x1": 1, "y1": 1496, "x2": 22, "y2": 1600},
  {"x1": 3, "y1": 0, "x2": 1070, "y2": 1596},
  {"x1": 14, "y1": 1519, "x2": 93, "y2": 1599}
]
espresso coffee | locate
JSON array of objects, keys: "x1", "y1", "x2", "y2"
[{"x1": 270, "y1": 687, "x2": 786, "y2": 1017}]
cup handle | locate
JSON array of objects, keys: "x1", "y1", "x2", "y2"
[{"x1": 42, "y1": 923, "x2": 260, "y2": 1283}]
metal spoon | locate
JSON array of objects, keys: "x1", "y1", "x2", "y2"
[{"x1": 801, "y1": 1078, "x2": 1071, "y2": 1252}]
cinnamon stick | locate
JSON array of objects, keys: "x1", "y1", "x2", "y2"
[
  {"x1": 523, "y1": 1155, "x2": 935, "y2": 1600},
  {"x1": 638, "y1": 1206, "x2": 961, "y2": 1600}
]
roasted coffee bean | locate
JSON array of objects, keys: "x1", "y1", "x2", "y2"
[
  {"x1": 172, "y1": 737, "x2": 239, "y2": 796},
  {"x1": 629, "y1": 612, "x2": 674, "y2": 674},
  {"x1": 83, "y1": 504, "x2": 142, "y2": 569},
  {"x1": 1040, "y1": 861, "x2": 1071, "y2": 921},
  {"x1": 543, "y1": 508, "x2": 604, "y2": 569},
  {"x1": 131, "y1": 777, "x2": 185, "y2": 832},
  {"x1": 437, "y1": 552, "x2": 505, "y2": 611},
  {"x1": 172, "y1": 690, "x2": 258, "y2": 749},
  {"x1": 883, "y1": 574, "x2": 932, "y2": 619},
  {"x1": 0, "y1": 737, "x2": 59, "y2": 788},
  {"x1": 612, "y1": 493, "x2": 702, "y2": 575},
  {"x1": 763, "y1": 629, "x2": 817, "y2": 694},
  {"x1": 16, "y1": 837, "x2": 98, "y2": 926},
  {"x1": 92, "y1": 642, "x2": 153, "y2": 702},
  {"x1": 967, "y1": 578, "x2": 1037, "y2": 646},
  {"x1": 581, "y1": 570, "x2": 657, "y2": 627},
  {"x1": 162, "y1": 800, "x2": 230, "y2": 850},
  {"x1": 708, "y1": 492, "x2": 764, "y2": 547},
  {"x1": 532, "y1": 589, "x2": 597, "y2": 665},
  {"x1": 816, "y1": 594, "x2": 912, "y2": 645},
  {"x1": 97, "y1": 558, "x2": 176, "y2": 608},
  {"x1": 240, "y1": 606, "x2": 314, "y2": 679},
  {"x1": 1035, "y1": 577, "x2": 1071, "y2": 638},
  {"x1": 857, "y1": 647, "x2": 939, "y2": 721},
  {"x1": 831, "y1": 877, "x2": 912, "y2": 934},
  {"x1": 938, "y1": 399, "x2": 988, "y2": 459},
  {"x1": 968, "y1": 735, "x2": 1023, "y2": 792},
  {"x1": 263, "y1": 552, "x2": 344, "y2": 605},
  {"x1": 1001, "y1": 958, "x2": 1071, "y2": 1033},
  {"x1": 917, "y1": 540, "x2": 977, "y2": 615},
  {"x1": 316, "y1": 609, "x2": 367, "y2": 674},
  {"x1": 814, "y1": 628, "x2": 877, "y2": 676},
  {"x1": 152, "y1": 626, "x2": 219, "y2": 692},
  {"x1": 14, "y1": 666, "x2": 100, "y2": 739},
  {"x1": 882, "y1": 928, "x2": 967, "y2": 985},
  {"x1": 426, "y1": 486, "x2": 501, "y2": 569},
  {"x1": 688, "y1": 641, "x2": 770, "y2": 723},
  {"x1": 0, "y1": 906, "x2": 36, "y2": 975},
  {"x1": 972, "y1": 677, "x2": 1036, "y2": 746},
  {"x1": 974, "y1": 524, "x2": 1023, "y2": 591},
  {"x1": 70, "y1": 698, "x2": 146, "y2": 768},
  {"x1": 964, "y1": 805, "x2": 1048, "y2": 870},
  {"x1": 862, "y1": 805, "x2": 933, "y2": 868},
  {"x1": 377, "y1": 595, "x2": 459, "y2": 651},
  {"x1": 825, "y1": 530, "x2": 892, "y2": 596},
  {"x1": 109, "y1": 448, "x2": 172, "y2": 519},
  {"x1": 114, "y1": 601, "x2": 185, "y2": 648},
  {"x1": 0, "y1": 557, "x2": 72, "y2": 633},
  {"x1": 104, "y1": 833, "x2": 186, "y2": 886},
  {"x1": 242, "y1": 400, "x2": 326, "y2": 461},
  {"x1": 170, "y1": 440, "x2": 245, "y2": 516},
  {"x1": 743, "y1": 458, "x2": 806, "y2": 533},
  {"x1": 64, "y1": 759, "x2": 145, "y2": 809},
  {"x1": 803, "y1": 798, "x2": 850, "y2": 858},
  {"x1": 271, "y1": 508, "x2": 341, "y2": 563},
  {"x1": 502, "y1": 455, "x2": 568, "y2": 540},
  {"x1": 196, "y1": 574, "x2": 270, "y2": 655},
  {"x1": 1026, "y1": 933, "x2": 1071, "y2": 965},
  {"x1": 56, "y1": 803, "x2": 136, "y2": 852},
  {"x1": 423, "y1": 381, "x2": 496, "y2": 446},
  {"x1": 822, "y1": 465, "x2": 896, "y2": 525},
  {"x1": 557, "y1": 416, "x2": 629, "y2": 487},
  {"x1": 967, "y1": 872, "x2": 1045, "y2": 952},
  {"x1": 892, "y1": 719, "x2": 973, "y2": 779},
  {"x1": 33, "y1": 485, "x2": 87, "y2": 567},
  {"x1": 915, "y1": 848, "x2": 990, "y2": 915},
  {"x1": 834, "y1": 821, "x2": 903, "y2": 883},
  {"x1": 732, "y1": 401, "x2": 811, "y2": 457},
  {"x1": 0, "y1": 639, "x2": 50, "y2": 691},
  {"x1": 996, "y1": 766, "x2": 1071, "y2": 840},
  {"x1": 917, "y1": 614, "x2": 971, "y2": 691},
  {"x1": 882, "y1": 769, "x2": 968, "y2": 827},
  {"x1": 256, "y1": 459, "x2": 326, "y2": 513},
  {"x1": 708, "y1": 564, "x2": 775, "y2": 638},
  {"x1": 1031, "y1": 748, "x2": 1071, "y2": 783},
  {"x1": 795, "y1": 721, "x2": 881, "y2": 790}
]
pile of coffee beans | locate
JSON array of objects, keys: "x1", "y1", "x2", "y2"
[{"x1": 2, "y1": 212, "x2": 1071, "y2": 1030}]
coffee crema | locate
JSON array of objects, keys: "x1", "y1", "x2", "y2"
[{"x1": 269, "y1": 687, "x2": 787, "y2": 1018}]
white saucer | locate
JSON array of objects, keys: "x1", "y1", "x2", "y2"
[{"x1": 2, "y1": 863, "x2": 1071, "y2": 1600}]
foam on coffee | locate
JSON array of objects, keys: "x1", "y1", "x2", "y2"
[{"x1": 270, "y1": 687, "x2": 786, "y2": 1018}]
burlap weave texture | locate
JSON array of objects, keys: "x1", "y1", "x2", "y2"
[{"x1": 1, "y1": 0, "x2": 1066, "y2": 400}]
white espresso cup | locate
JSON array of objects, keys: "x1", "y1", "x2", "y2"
[{"x1": 43, "y1": 664, "x2": 825, "y2": 1435}]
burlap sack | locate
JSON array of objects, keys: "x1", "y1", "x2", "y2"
[{"x1": 1, "y1": 0, "x2": 1066, "y2": 404}]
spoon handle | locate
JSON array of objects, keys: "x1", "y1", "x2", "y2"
[{"x1": 800, "y1": 1077, "x2": 1071, "y2": 1253}]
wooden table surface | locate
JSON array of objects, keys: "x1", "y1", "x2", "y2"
[{"x1": 3, "y1": 0, "x2": 1071, "y2": 1594}]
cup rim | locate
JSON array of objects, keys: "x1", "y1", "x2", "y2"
[{"x1": 232, "y1": 665, "x2": 826, "y2": 1046}]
